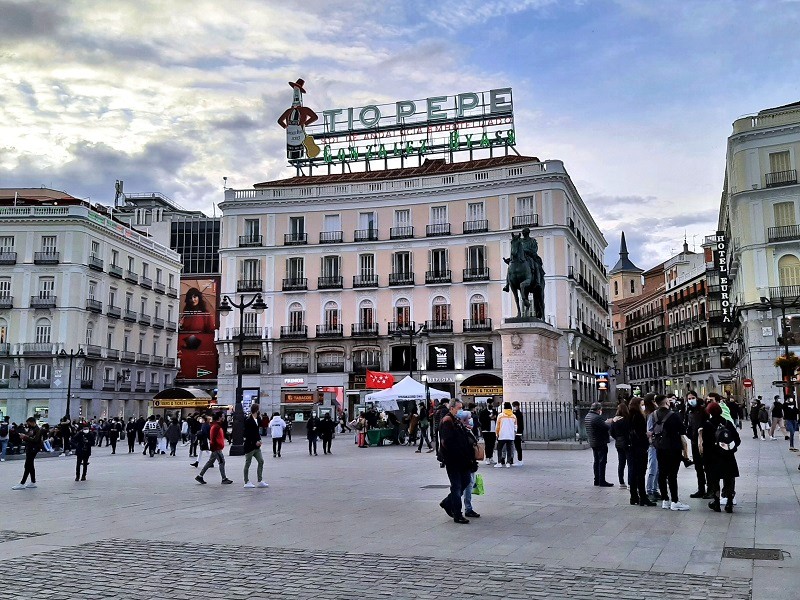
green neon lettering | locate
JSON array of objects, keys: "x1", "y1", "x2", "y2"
[
  {"x1": 350, "y1": 146, "x2": 359, "y2": 161},
  {"x1": 449, "y1": 130, "x2": 459, "y2": 150},
  {"x1": 494, "y1": 131, "x2": 503, "y2": 144},
  {"x1": 480, "y1": 133, "x2": 490, "y2": 148},
  {"x1": 465, "y1": 134, "x2": 473, "y2": 148},
  {"x1": 323, "y1": 145, "x2": 333, "y2": 163},
  {"x1": 419, "y1": 140, "x2": 428, "y2": 155},
  {"x1": 377, "y1": 144, "x2": 387, "y2": 159},
  {"x1": 507, "y1": 129, "x2": 515, "y2": 145},
  {"x1": 392, "y1": 142, "x2": 403, "y2": 156},
  {"x1": 405, "y1": 142, "x2": 414, "y2": 155},
  {"x1": 337, "y1": 148, "x2": 346, "y2": 163}
]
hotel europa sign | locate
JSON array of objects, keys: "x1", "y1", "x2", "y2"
[{"x1": 277, "y1": 80, "x2": 516, "y2": 168}]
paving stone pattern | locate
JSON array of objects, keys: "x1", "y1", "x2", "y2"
[
  {"x1": 0, "y1": 530, "x2": 42, "y2": 544},
  {"x1": 0, "y1": 539, "x2": 751, "y2": 600}
]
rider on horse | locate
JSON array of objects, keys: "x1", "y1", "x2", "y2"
[{"x1": 502, "y1": 227, "x2": 544, "y2": 292}]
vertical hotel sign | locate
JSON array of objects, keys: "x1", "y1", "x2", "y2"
[{"x1": 712, "y1": 231, "x2": 734, "y2": 329}]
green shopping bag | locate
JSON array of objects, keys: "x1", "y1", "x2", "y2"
[{"x1": 473, "y1": 473, "x2": 485, "y2": 496}]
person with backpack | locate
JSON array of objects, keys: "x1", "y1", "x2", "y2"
[
  {"x1": 749, "y1": 398, "x2": 764, "y2": 440},
  {"x1": 699, "y1": 400, "x2": 741, "y2": 513},
  {"x1": 652, "y1": 394, "x2": 690, "y2": 511}
]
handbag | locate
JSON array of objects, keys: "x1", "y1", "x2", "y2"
[{"x1": 474, "y1": 442, "x2": 485, "y2": 461}]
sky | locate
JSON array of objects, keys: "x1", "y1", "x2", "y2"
[{"x1": 1, "y1": 0, "x2": 799, "y2": 269}]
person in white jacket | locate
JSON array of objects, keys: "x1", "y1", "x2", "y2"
[
  {"x1": 269, "y1": 412, "x2": 287, "y2": 458},
  {"x1": 494, "y1": 402, "x2": 517, "y2": 468}
]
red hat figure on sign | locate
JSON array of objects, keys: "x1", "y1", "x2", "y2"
[{"x1": 277, "y1": 78, "x2": 319, "y2": 160}]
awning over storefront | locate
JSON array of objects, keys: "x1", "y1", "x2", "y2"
[
  {"x1": 460, "y1": 373, "x2": 503, "y2": 396},
  {"x1": 151, "y1": 387, "x2": 212, "y2": 409}
]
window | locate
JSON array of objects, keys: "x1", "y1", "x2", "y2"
[
  {"x1": 150, "y1": 372, "x2": 159, "y2": 385},
  {"x1": 140, "y1": 297, "x2": 147, "y2": 314},
  {"x1": 141, "y1": 262, "x2": 149, "y2": 278},
  {"x1": 125, "y1": 294, "x2": 133, "y2": 311},
  {"x1": 359, "y1": 300, "x2": 374, "y2": 326},
  {"x1": 123, "y1": 331, "x2": 131, "y2": 352},
  {"x1": 164, "y1": 374, "x2": 171, "y2": 386},
  {"x1": 395, "y1": 298, "x2": 410, "y2": 325},
  {"x1": 0, "y1": 236, "x2": 14, "y2": 252},
  {"x1": 467, "y1": 202, "x2": 485, "y2": 221},
  {"x1": 138, "y1": 333, "x2": 145, "y2": 354},
  {"x1": 289, "y1": 216, "x2": 305, "y2": 235},
  {"x1": 286, "y1": 257, "x2": 304, "y2": 279},
  {"x1": 470, "y1": 294, "x2": 487, "y2": 323},
  {"x1": 359, "y1": 211, "x2": 376, "y2": 231},
  {"x1": 517, "y1": 195, "x2": 535, "y2": 216},
  {"x1": 770, "y1": 150, "x2": 791, "y2": 173},
  {"x1": 152, "y1": 337, "x2": 159, "y2": 356},
  {"x1": 394, "y1": 209, "x2": 411, "y2": 228},
  {"x1": 111, "y1": 250, "x2": 119, "y2": 267},
  {"x1": 243, "y1": 311, "x2": 258, "y2": 330},
  {"x1": 128, "y1": 256, "x2": 135, "y2": 272},
  {"x1": 630, "y1": 279, "x2": 635, "y2": 294},
  {"x1": 167, "y1": 305, "x2": 173, "y2": 323},
  {"x1": 137, "y1": 370, "x2": 145, "y2": 384},
  {"x1": 82, "y1": 365, "x2": 94, "y2": 382},
  {"x1": 466, "y1": 245, "x2": 486, "y2": 270},
  {"x1": 0, "y1": 278, "x2": 10, "y2": 299},
  {"x1": 104, "y1": 367, "x2": 114, "y2": 382},
  {"x1": 288, "y1": 302, "x2": 305, "y2": 330},
  {"x1": 35, "y1": 318, "x2": 51, "y2": 343},
  {"x1": 155, "y1": 268, "x2": 162, "y2": 284},
  {"x1": 614, "y1": 280, "x2": 619, "y2": 296},
  {"x1": 429, "y1": 248, "x2": 448, "y2": 275},
  {"x1": 324, "y1": 301, "x2": 340, "y2": 327},
  {"x1": 168, "y1": 273, "x2": 175, "y2": 287},
  {"x1": 0, "y1": 318, "x2": 7, "y2": 344},
  {"x1": 323, "y1": 214, "x2": 341, "y2": 232},
  {"x1": 241, "y1": 259, "x2": 261, "y2": 281},
  {"x1": 430, "y1": 206, "x2": 447, "y2": 224},
  {"x1": 321, "y1": 255, "x2": 341, "y2": 278},
  {"x1": 393, "y1": 251, "x2": 412, "y2": 274},
  {"x1": 154, "y1": 302, "x2": 161, "y2": 319},
  {"x1": 41, "y1": 235, "x2": 57, "y2": 254},
  {"x1": 107, "y1": 328, "x2": 115, "y2": 349},
  {"x1": 28, "y1": 363, "x2": 50, "y2": 381},
  {"x1": 166, "y1": 337, "x2": 173, "y2": 357},
  {"x1": 90, "y1": 240, "x2": 100, "y2": 258},
  {"x1": 779, "y1": 254, "x2": 800, "y2": 287},
  {"x1": 38, "y1": 277, "x2": 54, "y2": 299},
  {"x1": 244, "y1": 218, "x2": 260, "y2": 238},
  {"x1": 432, "y1": 296, "x2": 450, "y2": 323},
  {"x1": 108, "y1": 287, "x2": 117, "y2": 308},
  {"x1": 85, "y1": 323, "x2": 94, "y2": 345},
  {"x1": 774, "y1": 201, "x2": 796, "y2": 227},
  {"x1": 359, "y1": 254, "x2": 375, "y2": 277},
  {"x1": 88, "y1": 281, "x2": 97, "y2": 301}
]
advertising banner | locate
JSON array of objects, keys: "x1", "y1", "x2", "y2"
[{"x1": 178, "y1": 277, "x2": 219, "y2": 380}]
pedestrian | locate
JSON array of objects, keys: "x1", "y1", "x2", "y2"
[
  {"x1": 511, "y1": 400, "x2": 525, "y2": 466},
  {"x1": 95, "y1": 419, "x2": 106, "y2": 447},
  {"x1": 339, "y1": 410, "x2": 351, "y2": 433},
  {"x1": 700, "y1": 400, "x2": 741, "y2": 513},
  {"x1": 585, "y1": 401, "x2": 615, "y2": 487},
  {"x1": 126, "y1": 418, "x2": 137, "y2": 453},
  {"x1": 749, "y1": 398, "x2": 763, "y2": 440},
  {"x1": 438, "y1": 400, "x2": 478, "y2": 524},
  {"x1": 758, "y1": 402, "x2": 770, "y2": 439},
  {"x1": 142, "y1": 415, "x2": 162, "y2": 457},
  {"x1": 784, "y1": 397, "x2": 798, "y2": 451},
  {"x1": 269, "y1": 412, "x2": 286, "y2": 457},
  {"x1": 686, "y1": 391, "x2": 711, "y2": 499},
  {"x1": 457, "y1": 409, "x2": 480, "y2": 519},
  {"x1": 355, "y1": 412, "x2": 368, "y2": 448},
  {"x1": 478, "y1": 404, "x2": 496, "y2": 465},
  {"x1": 188, "y1": 414, "x2": 201, "y2": 457},
  {"x1": 57, "y1": 417, "x2": 72, "y2": 457},
  {"x1": 108, "y1": 418, "x2": 120, "y2": 454},
  {"x1": 494, "y1": 402, "x2": 516, "y2": 468},
  {"x1": 157, "y1": 416, "x2": 168, "y2": 455},
  {"x1": 0, "y1": 416, "x2": 9, "y2": 462},
  {"x1": 407, "y1": 406, "x2": 419, "y2": 446},
  {"x1": 191, "y1": 415, "x2": 211, "y2": 468},
  {"x1": 195, "y1": 412, "x2": 233, "y2": 485},
  {"x1": 306, "y1": 414, "x2": 319, "y2": 456},
  {"x1": 626, "y1": 397, "x2": 655, "y2": 506},
  {"x1": 165, "y1": 418, "x2": 181, "y2": 456},
  {"x1": 415, "y1": 402, "x2": 433, "y2": 453},
  {"x1": 243, "y1": 404, "x2": 268, "y2": 488},
  {"x1": 318, "y1": 413, "x2": 335, "y2": 454},
  {"x1": 71, "y1": 422, "x2": 96, "y2": 481},
  {"x1": 12, "y1": 417, "x2": 42, "y2": 490},
  {"x1": 652, "y1": 394, "x2": 690, "y2": 511},
  {"x1": 609, "y1": 401, "x2": 630, "y2": 489},
  {"x1": 180, "y1": 418, "x2": 189, "y2": 445},
  {"x1": 769, "y1": 395, "x2": 788, "y2": 440},
  {"x1": 643, "y1": 394, "x2": 660, "y2": 502},
  {"x1": 284, "y1": 418, "x2": 293, "y2": 442},
  {"x1": 135, "y1": 415, "x2": 146, "y2": 446}
]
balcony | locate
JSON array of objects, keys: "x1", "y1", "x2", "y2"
[
  {"x1": 353, "y1": 275, "x2": 379, "y2": 288},
  {"x1": 165, "y1": 357, "x2": 176, "y2": 368},
  {"x1": 280, "y1": 325, "x2": 308, "y2": 339},
  {"x1": 140, "y1": 276, "x2": 153, "y2": 289},
  {"x1": 426, "y1": 319, "x2": 453, "y2": 333},
  {"x1": 282, "y1": 277, "x2": 308, "y2": 291},
  {"x1": 769, "y1": 285, "x2": 800, "y2": 300},
  {"x1": 317, "y1": 359, "x2": 345, "y2": 373},
  {"x1": 281, "y1": 361, "x2": 309, "y2": 374},
  {"x1": 153, "y1": 282, "x2": 166, "y2": 294},
  {"x1": 121, "y1": 351, "x2": 136, "y2": 362},
  {"x1": 107, "y1": 306, "x2": 121, "y2": 319},
  {"x1": 0, "y1": 251, "x2": 16, "y2": 265},
  {"x1": 512, "y1": 213, "x2": 539, "y2": 228},
  {"x1": 167, "y1": 286, "x2": 178, "y2": 298},
  {"x1": 768, "y1": 224, "x2": 800, "y2": 243},
  {"x1": 353, "y1": 361, "x2": 381, "y2": 374},
  {"x1": 463, "y1": 220, "x2": 489, "y2": 234},
  {"x1": 28, "y1": 379, "x2": 51, "y2": 389},
  {"x1": 463, "y1": 318, "x2": 493, "y2": 332},
  {"x1": 239, "y1": 234, "x2": 263, "y2": 247},
  {"x1": 229, "y1": 327, "x2": 263, "y2": 339},
  {"x1": 316, "y1": 324, "x2": 344, "y2": 338},
  {"x1": 284, "y1": 232, "x2": 308, "y2": 245},
  {"x1": 463, "y1": 267, "x2": 489, "y2": 282},
  {"x1": 318, "y1": 276, "x2": 343, "y2": 289},
  {"x1": 319, "y1": 231, "x2": 343, "y2": 244},
  {"x1": 86, "y1": 299, "x2": 102, "y2": 313},
  {"x1": 425, "y1": 270, "x2": 452, "y2": 284},
  {"x1": 354, "y1": 229, "x2": 379, "y2": 242},
  {"x1": 88, "y1": 255, "x2": 104, "y2": 271},
  {"x1": 80, "y1": 379, "x2": 94, "y2": 389},
  {"x1": 107, "y1": 348, "x2": 119, "y2": 360},
  {"x1": 123, "y1": 309, "x2": 137, "y2": 322},
  {"x1": 388, "y1": 321, "x2": 415, "y2": 336},
  {"x1": 30, "y1": 295, "x2": 56, "y2": 309},
  {"x1": 136, "y1": 353, "x2": 151, "y2": 365},
  {"x1": 166, "y1": 320, "x2": 177, "y2": 332},
  {"x1": 390, "y1": 226, "x2": 414, "y2": 240},
  {"x1": 426, "y1": 223, "x2": 451, "y2": 237},
  {"x1": 136, "y1": 383, "x2": 146, "y2": 392},
  {"x1": 389, "y1": 272, "x2": 414, "y2": 286},
  {"x1": 124, "y1": 271, "x2": 138, "y2": 284},
  {"x1": 34, "y1": 251, "x2": 59, "y2": 265},
  {"x1": 152, "y1": 317, "x2": 165, "y2": 329},
  {"x1": 240, "y1": 362, "x2": 262, "y2": 375},
  {"x1": 351, "y1": 323, "x2": 379, "y2": 337},
  {"x1": 82, "y1": 344, "x2": 103, "y2": 358},
  {"x1": 22, "y1": 343, "x2": 53, "y2": 355},
  {"x1": 151, "y1": 356, "x2": 164, "y2": 366},
  {"x1": 118, "y1": 382, "x2": 131, "y2": 392},
  {"x1": 765, "y1": 169, "x2": 797, "y2": 188},
  {"x1": 108, "y1": 264, "x2": 123, "y2": 278},
  {"x1": 0, "y1": 296, "x2": 12, "y2": 309},
  {"x1": 237, "y1": 279, "x2": 263, "y2": 292},
  {"x1": 149, "y1": 383, "x2": 160, "y2": 393},
  {"x1": 102, "y1": 380, "x2": 116, "y2": 391}
]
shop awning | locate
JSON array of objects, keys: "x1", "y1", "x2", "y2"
[{"x1": 153, "y1": 387, "x2": 212, "y2": 400}]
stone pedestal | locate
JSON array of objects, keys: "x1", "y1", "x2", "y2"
[{"x1": 497, "y1": 320, "x2": 563, "y2": 404}]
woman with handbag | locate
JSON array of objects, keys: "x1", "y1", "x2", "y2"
[{"x1": 458, "y1": 410, "x2": 481, "y2": 519}]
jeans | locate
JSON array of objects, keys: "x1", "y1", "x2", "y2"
[
  {"x1": 76, "y1": 454, "x2": 89, "y2": 479},
  {"x1": 308, "y1": 438, "x2": 317, "y2": 455},
  {"x1": 417, "y1": 426, "x2": 432, "y2": 450},
  {"x1": 615, "y1": 447, "x2": 628, "y2": 485},
  {"x1": 443, "y1": 465, "x2": 471, "y2": 517},
  {"x1": 514, "y1": 434, "x2": 523, "y2": 461},
  {"x1": 496, "y1": 439, "x2": 514, "y2": 465},
  {"x1": 243, "y1": 448, "x2": 264, "y2": 483},
  {"x1": 592, "y1": 445, "x2": 608, "y2": 484},
  {"x1": 482, "y1": 432, "x2": 496, "y2": 460},
  {"x1": 656, "y1": 449, "x2": 681, "y2": 503},
  {"x1": 462, "y1": 472, "x2": 476, "y2": 512},
  {"x1": 21, "y1": 450, "x2": 38, "y2": 484},
  {"x1": 272, "y1": 437, "x2": 283, "y2": 456},
  {"x1": 787, "y1": 420, "x2": 798, "y2": 448},
  {"x1": 627, "y1": 448, "x2": 648, "y2": 502},
  {"x1": 0, "y1": 438, "x2": 7, "y2": 460},
  {"x1": 200, "y1": 450, "x2": 227, "y2": 480},
  {"x1": 690, "y1": 439, "x2": 706, "y2": 492},
  {"x1": 145, "y1": 436, "x2": 158, "y2": 457},
  {"x1": 646, "y1": 445, "x2": 659, "y2": 494},
  {"x1": 321, "y1": 437, "x2": 332, "y2": 454}
]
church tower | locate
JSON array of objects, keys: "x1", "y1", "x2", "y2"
[{"x1": 609, "y1": 231, "x2": 643, "y2": 300}]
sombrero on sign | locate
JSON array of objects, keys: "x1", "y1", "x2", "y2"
[{"x1": 288, "y1": 78, "x2": 306, "y2": 93}]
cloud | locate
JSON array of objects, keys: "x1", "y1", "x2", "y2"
[{"x1": 0, "y1": 1, "x2": 63, "y2": 41}]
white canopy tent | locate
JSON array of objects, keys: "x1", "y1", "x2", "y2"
[{"x1": 364, "y1": 376, "x2": 451, "y2": 411}]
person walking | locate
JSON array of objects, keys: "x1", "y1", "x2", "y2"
[
  {"x1": 135, "y1": 415, "x2": 146, "y2": 447},
  {"x1": 758, "y1": 402, "x2": 770, "y2": 440},
  {"x1": 769, "y1": 395, "x2": 788, "y2": 440},
  {"x1": 609, "y1": 401, "x2": 630, "y2": 489},
  {"x1": 243, "y1": 404, "x2": 268, "y2": 488},
  {"x1": 626, "y1": 397, "x2": 655, "y2": 506},
  {"x1": 686, "y1": 391, "x2": 710, "y2": 499},
  {"x1": 0, "y1": 416, "x2": 10, "y2": 462},
  {"x1": 126, "y1": 418, "x2": 137, "y2": 453},
  {"x1": 71, "y1": 422, "x2": 96, "y2": 481},
  {"x1": 415, "y1": 402, "x2": 433, "y2": 453},
  {"x1": 749, "y1": 398, "x2": 764, "y2": 440},
  {"x1": 306, "y1": 414, "x2": 319, "y2": 456},
  {"x1": 165, "y1": 418, "x2": 181, "y2": 456},
  {"x1": 180, "y1": 418, "x2": 189, "y2": 445},
  {"x1": 438, "y1": 400, "x2": 478, "y2": 524},
  {"x1": 700, "y1": 400, "x2": 741, "y2": 513},
  {"x1": 585, "y1": 401, "x2": 615, "y2": 487},
  {"x1": 195, "y1": 412, "x2": 233, "y2": 485},
  {"x1": 339, "y1": 410, "x2": 351, "y2": 434},
  {"x1": 108, "y1": 418, "x2": 121, "y2": 454},
  {"x1": 511, "y1": 401, "x2": 525, "y2": 466},
  {"x1": 142, "y1": 415, "x2": 163, "y2": 457},
  {"x1": 268, "y1": 412, "x2": 286, "y2": 457},
  {"x1": 318, "y1": 413, "x2": 335, "y2": 454},
  {"x1": 784, "y1": 397, "x2": 798, "y2": 451},
  {"x1": 494, "y1": 402, "x2": 517, "y2": 468},
  {"x1": 188, "y1": 414, "x2": 201, "y2": 457},
  {"x1": 478, "y1": 404, "x2": 496, "y2": 465},
  {"x1": 12, "y1": 417, "x2": 42, "y2": 490},
  {"x1": 191, "y1": 415, "x2": 211, "y2": 468},
  {"x1": 458, "y1": 410, "x2": 480, "y2": 519},
  {"x1": 652, "y1": 394, "x2": 690, "y2": 511},
  {"x1": 57, "y1": 418, "x2": 72, "y2": 457}
]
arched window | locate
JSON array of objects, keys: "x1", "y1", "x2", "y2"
[
  {"x1": 0, "y1": 317, "x2": 8, "y2": 344},
  {"x1": 395, "y1": 298, "x2": 410, "y2": 326},
  {"x1": 779, "y1": 254, "x2": 800, "y2": 287},
  {"x1": 469, "y1": 294, "x2": 487, "y2": 324},
  {"x1": 86, "y1": 322, "x2": 94, "y2": 346},
  {"x1": 288, "y1": 302, "x2": 305, "y2": 331},
  {"x1": 359, "y1": 300, "x2": 374, "y2": 327},
  {"x1": 324, "y1": 301, "x2": 340, "y2": 328},
  {"x1": 35, "y1": 318, "x2": 51, "y2": 344},
  {"x1": 431, "y1": 295, "x2": 450, "y2": 324},
  {"x1": 630, "y1": 279, "x2": 635, "y2": 293}
]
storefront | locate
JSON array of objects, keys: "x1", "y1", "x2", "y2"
[
  {"x1": 151, "y1": 387, "x2": 212, "y2": 417},
  {"x1": 460, "y1": 373, "x2": 503, "y2": 406}
]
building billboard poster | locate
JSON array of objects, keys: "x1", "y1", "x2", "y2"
[{"x1": 178, "y1": 278, "x2": 219, "y2": 380}]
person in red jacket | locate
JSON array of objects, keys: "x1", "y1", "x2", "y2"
[{"x1": 195, "y1": 412, "x2": 233, "y2": 485}]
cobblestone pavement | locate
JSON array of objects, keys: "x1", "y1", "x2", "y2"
[
  {"x1": 0, "y1": 538, "x2": 752, "y2": 600},
  {"x1": 0, "y1": 530, "x2": 42, "y2": 543}
]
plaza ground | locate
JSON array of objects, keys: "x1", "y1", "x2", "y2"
[{"x1": 0, "y1": 430, "x2": 798, "y2": 599}]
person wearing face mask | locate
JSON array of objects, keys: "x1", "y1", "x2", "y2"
[
  {"x1": 71, "y1": 422, "x2": 96, "y2": 482},
  {"x1": 685, "y1": 391, "x2": 710, "y2": 499},
  {"x1": 784, "y1": 397, "x2": 798, "y2": 452}
]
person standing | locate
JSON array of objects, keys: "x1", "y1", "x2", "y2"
[
  {"x1": 769, "y1": 395, "x2": 787, "y2": 440},
  {"x1": 191, "y1": 415, "x2": 211, "y2": 468},
  {"x1": 415, "y1": 402, "x2": 433, "y2": 453},
  {"x1": 243, "y1": 404, "x2": 268, "y2": 488},
  {"x1": 71, "y1": 422, "x2": 96, "y2": 481},
  {"x1": 108, "y1": 418, "x2": 120, "y2": 454},
  {"x1": 652, "y1": 394, "x2": 690, "y2": 511},
  {"x1": 626, "y1": 397, "x2": 655, "y2": 506},
  {"x1": 494, "y1": 402, "x2": 517, "y2": 468},
  {"x1": 135, "y1": 415, "x2": 146, "y2": 447},
  {"x1": 318, "y1": 413, "x2": 335, "y2": 455},
  {"x1": 686, "y1": 391, "x2": 710, "y2": 499},
  {"x1": 438, "y1": 400, "x2": 477, "y2": 524},
  {"x1": 609, "y1": 401, "x2": 630, "y2": 489},
  {"x1": 126, "y1": 418, "x2": 137, "y2": 453},
  {"x1": 165, "y1": 419, "x2": 181, "y2": 456},
  {"x1": 188, "y1": 414, "x2": 201, "y2": 458},
  {"x1": 57, "y1": 418, "x2": 72, "y2": 457},
  {"x1": 268, "y1": 412, "x2": 286, "y2": 457},
  {"x1": 478, "y1": 404, "x2": 496, "y2": 465},
  {"x1": 180, "y1": 418, "x2": 189, "y2": 445},
  {"x1": 585, "y1": 402, "x2": 614, "y2": 487},
  {"x1": 306, "y1": 414, "x2": 319, "y2": 456},
  {"x1": 12, "y1": 417, "x2": 42, "y2": 490},
  {"x1": 355, "y1": 412, "x2": 368, "y2": 448},
  {"x1": 142, "y1": 415, "x2": 162, "y2": 457},
  {"x1": 749, "y1": 398, "x2": 764, "y2": 440},
  {"x1": 784, "y1": 397, "x2": 798, "y2": 451},
  {"x1": 195, "y1": 412, "x2": 233, "y2": 485},
  {"x1": 511, "y1": 401, "x2": 525, "y2": 466},
  {"x1": 643, "y1": 394, "x2": 660, "y2": 502},
  {"x1": 700, "y1": 400, "x2": 741, "y2": 513},
  {"x1": 284, "y1": 418, "x2": 293, "y2": 442},
  {"x1": 0, "y1": 416, "x2": 9, "y2": 462},
  {"x1": 458, "y1": 410, "x2": 480, "y2": 519}
]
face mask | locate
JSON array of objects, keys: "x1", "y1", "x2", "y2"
[
  {"x1": 688, "y1": 399, "x2": 697, "y2": 407},
  {"x1": 83, "y1": 428, "x2": 89, "y2": 433}
]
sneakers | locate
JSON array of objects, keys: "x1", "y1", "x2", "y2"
[
  {"x1": 195, "y1": 475, "x2": 206, "y2": 484},
  {"x1": 670, "y1": 501, "x2": 690, "y2": 511},
  {"x1": 243, "y1": 482, "x2": 256, "y2": 489},
  {"x1": 494, "y1": 463, "x2": 504, "y2": 468},
  {"x1": 661, "y1": 500, "x2": 671, "y2": 510},
  {"x1": 257, "y1": 481, "x2": 269, "y2": 488},
  {"x1": 505, "y1": 463, "x2": 511, "y2": 468},
  {"x1": 790, "y1": 448, "x2": 799, "y2": 452},
  {"x1": 221, "y1": 478, "x2": 234, "y2": 485},
  {"x1": 516, "y1": 460, "x2": 524, "y2": 466},
  {"x1": 689, "y1": 490, "x2": 706, "y2": 498},
  {"x1": 189, "y1": 462, "x2": 199, "y2": 468},
  {"x1": 25, "y1": 483, "x2": 37, "y2": 489},
  {"x1": 464, "y1": 510, "x2": 481, "y2": 518},
  {"x1": 619, "y1": 483, "x2": 627, "y2": 489},
  {"x1": 720, "y1": 496, "x2": 738, "y2": 505},
  {"x1": 59, "y1": 452, "x2": 66, "y2": 457},
  {"x1": 11, "y1": 484, "x2": 25, "y2": 490}
]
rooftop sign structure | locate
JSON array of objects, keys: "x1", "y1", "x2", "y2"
[{"x1": 277, "y1": 81, "x2": 517, "y2": 172}]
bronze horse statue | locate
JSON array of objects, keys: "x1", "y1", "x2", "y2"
[{"x1": 506, "y1": 233, "x2": 545, "y2": 319}]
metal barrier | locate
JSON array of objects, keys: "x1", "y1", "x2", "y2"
[{"x1": 514, "y1": 402, "x2": 617, "y2": 442}]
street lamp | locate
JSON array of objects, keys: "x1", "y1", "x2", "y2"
[
  {"x1": 760, "y1": 292, "x2": 800, "y2": 399},
  {"x1": 59, "y1": 348, "x2": 85, "y2": 421},
  {"x1": 218, "y1": 292, "x2": 267, "y2": 456},
  {"x1": 391, "y1": 322, "x2": 427, "y2": 378}
]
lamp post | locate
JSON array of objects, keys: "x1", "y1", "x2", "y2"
[
  {"x1": 59, "y1": 348, "x2": 85, "y2": 421},
  {"x1": 760, "y1": 291, "x2": 800, "y2": 400},
  {"x1": 218, "y1": 292, "x2": 267, "y2": 456},
  {"x1": 391, "y1": 323, "x2": 427, "y2": 378}
]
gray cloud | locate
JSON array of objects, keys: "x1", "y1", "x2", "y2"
[{"x1": 0, "y1": 1, "x2": 63, "y2": 41}]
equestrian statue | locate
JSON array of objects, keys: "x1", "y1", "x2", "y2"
[{"x1": 503, "y1": 227, "x2": 546, "y2": 319}]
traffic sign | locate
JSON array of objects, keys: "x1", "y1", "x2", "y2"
[
  {"x1": 742, "y1": 378, "x2": 753, "y2": 389},
  {"x1": 773, "y1": 380, "x2": 800, "y2": 387}
]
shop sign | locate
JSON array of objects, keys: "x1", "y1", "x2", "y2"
[
  {"x1": 461, "y1": 386, "x2": 503, "y2": 396},
  {"x1": 152, "y1": 399, "x2": 210, "y2": 408},
  {"x1": 465, "y1": 343, "x2": 493, "y2": 370},
  {"x1": 283, "y1": 377, "x2": 305, "y2": 387},
  {"x1": 426, "y1": 376, "x2": 454, "y2": 383},
  {"x1": 284, "y1": 393, "x2": 315, "y2": 403},
  {"x1": 428, "y1": 344, "x2": 454, "y2": 371},
  {"x1": 710, "y1": 231, "x2": 734, "y2": 329}
]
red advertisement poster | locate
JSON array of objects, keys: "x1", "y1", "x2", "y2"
[{"x1": 178, "y1": 278, "x2": 219, "y2": 380}]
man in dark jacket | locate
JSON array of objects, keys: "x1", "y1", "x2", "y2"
[
  {"x1": 653, "y1": 394, "x2": 690, "y2": 510},
  {"x1": 12, "y1": 417, "x2": 42, "y2": 490},
  {"x1": 72, "y1": 422, "x2": 96, "y2": 481},
  {"x1": 512, "y1": 401, "x2": 525, "y2": 466},
  {"x1": 584, "y1": 402, "x2": 613, "y2": 487},
  {"x1": 243, "y1": 404, "x2": 267, "y2": 488},
  {"x1": 438, "y1": 400, "x2": 477, "y2": 524},
  {"x1": 685, "y1": 391, "x2": 709, "y2": 499}
]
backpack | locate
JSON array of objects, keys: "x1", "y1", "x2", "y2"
[
  {"x1": 715, "y1": 421, "x2": 737, "y2": 452},
  {"x1": 0, "y1": 423, "x2": 8, "y2": 437},
  {"x1": 651, "y1": 410, "x2": 672, "y2": 451},
  {"x1": 758, "y1": 407, "x2": 769, "y2": 423}
]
